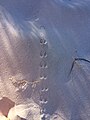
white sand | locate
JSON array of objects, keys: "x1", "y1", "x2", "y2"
[{"x1": 0, "y1": 0, "x2": 90, "y2": 120}]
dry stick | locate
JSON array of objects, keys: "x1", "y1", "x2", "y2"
[{"x1": 68, "y1": 58, "x2": 90, "y2": 76}]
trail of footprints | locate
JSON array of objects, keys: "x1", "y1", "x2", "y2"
[{"x1": 39, "y1": 26, "x2": 49, "y2": 120}]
